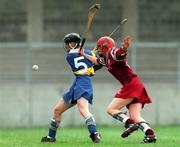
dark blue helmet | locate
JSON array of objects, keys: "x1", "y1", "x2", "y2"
[{"x1": 63, "y1": 33, "x2": 81, "y2": 45}]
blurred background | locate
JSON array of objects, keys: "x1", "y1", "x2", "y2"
[{"x1": 0, "y1": 0, "x2": 180, "y2": 127}]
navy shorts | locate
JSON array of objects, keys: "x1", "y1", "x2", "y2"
[{"x1": 63, "y1": 75, "x2": 93, "y2": 104}]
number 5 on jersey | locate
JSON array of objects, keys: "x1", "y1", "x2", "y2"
[{"x1": 74, "y1": 56, "x2": 88, "y2": 72}]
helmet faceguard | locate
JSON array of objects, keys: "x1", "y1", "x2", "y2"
[
  {"x1": 96, "y1": 36, "x2": 115, "y2": 56},
  {"x1": 63, "y1": 33, "x2": 81, "y2": 51}
]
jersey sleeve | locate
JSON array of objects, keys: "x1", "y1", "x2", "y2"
[
  {"x1": 110, "y1": 37, "x2": 131, "y2": 61},
  {"x1": 93, "y1": 64, "x2": 103, "y2": 71},
  {"x1": 109, "y1": 48, "x2": 126, "y2": 61}
]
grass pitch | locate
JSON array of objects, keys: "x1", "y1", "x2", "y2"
[{"x1": 0, "y1": 125, "x2": 180, "y2": 147}]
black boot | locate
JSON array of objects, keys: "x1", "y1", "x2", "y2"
[
  {"x1": 41, "y1": 136, "x2": 56, "y2": 142},
  {"x1": 89, "y1": 132, "x2": 101, "y2": 143},
  {"x1": 141, "y1": 135, "x2": 157, "y2": 143},
  {"x1": 121, "y1": 123, "x2": 139, "y2": 138}
]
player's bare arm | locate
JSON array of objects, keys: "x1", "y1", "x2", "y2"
[
  {"x1": 114, "y1": 36, "x2": 132, "y2": 60},
  {"x1": 79, "y1": 48, "x2": 98, "y2": 65}
]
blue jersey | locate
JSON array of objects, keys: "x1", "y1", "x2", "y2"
[
  {"x1": 63, "y1": 49, "x2": 95, "y2": 104},
  {"x1": 66, "y1": 49, "x2": 95, "y2": 76}
]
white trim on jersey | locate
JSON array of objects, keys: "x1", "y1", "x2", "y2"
[
  {"x1": 98, "y1": 58, "x2": 106, "y2": 66},
  {"x1": 69, "y1": 49, "x2": 79, "y2": 53},
  {"x1": 110, "y1": 47, "x2": 124, "y2": 61}
]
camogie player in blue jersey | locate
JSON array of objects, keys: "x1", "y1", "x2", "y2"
[{"x1": 41, "y1": 33, "x2": 101, "y2": 143}]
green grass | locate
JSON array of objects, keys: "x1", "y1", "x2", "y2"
[{"x1": 0, "y1": 125, "x2": 180, "y2": 147}]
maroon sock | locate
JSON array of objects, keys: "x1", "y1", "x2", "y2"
[
  {"x1": 125, "y1": 119, "x2": 135, "y2": 128},
  {"x1": 145, "y1": 129, "x2": 154, "y2": 136}
]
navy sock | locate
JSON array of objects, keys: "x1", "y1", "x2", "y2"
[
  {"x1": 85, "y1": 115, "x2": 97, "y2": 133},
  {"x1": 87, "y1": 124, "x2": 97, "y2": 133},
  {"x1": 48, "y1": 119, "x2": 60, "y2": 138},
  {"x1": 48, "y1": 128, "x2": 56, "y2": 138}
]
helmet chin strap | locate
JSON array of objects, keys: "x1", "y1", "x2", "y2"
[{"x1": 69, "y1": 43, "x2": 78, "y2": 49}]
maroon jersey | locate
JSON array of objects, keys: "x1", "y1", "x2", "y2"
[
  {"x1": 96, "y1": 37, "x2": 152, "y2": 107},
  {"x1": 97, "y1": 47, "x2": 137, "y2": 85}
]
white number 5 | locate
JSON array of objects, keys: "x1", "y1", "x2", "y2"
[{"x1": 74, "y1": 56, "x2": 88, "y2": 72}]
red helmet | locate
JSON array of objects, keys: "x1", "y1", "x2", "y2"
[{"x1": 96, "y1": 36, "x2": 115, "y2": 55}]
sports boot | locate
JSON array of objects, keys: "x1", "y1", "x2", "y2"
[
  {"x1": 141, "y1": 135, "x2": 157, "y2": 143},
  {"x1": 121, "y1": 123, "x2": 139, "y2": 138},
  {"x1": 41, "y1": 136, "x2": 56, "y2": 142},
  {"x1": 89, "y1": 132, "x2": 101, "y2": 143}
]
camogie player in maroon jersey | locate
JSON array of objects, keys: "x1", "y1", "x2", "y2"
[{"x1": 79, "y1": 36, "x2": 157, "y2": 143}]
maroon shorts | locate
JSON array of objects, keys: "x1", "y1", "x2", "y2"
[{"x1": 114, "y1": 77, "x2": 152, "y2": 107}]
